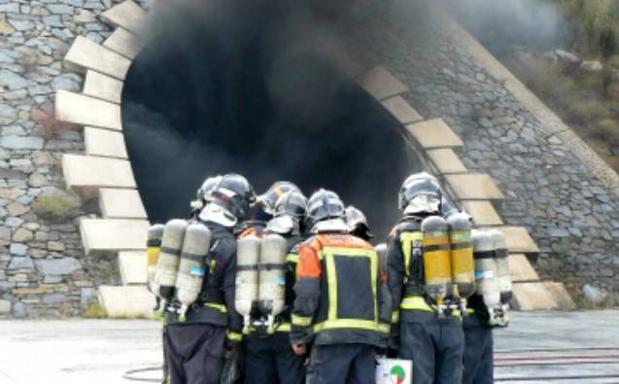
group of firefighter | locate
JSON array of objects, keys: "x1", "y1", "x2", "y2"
[{"x1": 146, "y1": 172, "x2": 512, "y2": 384}]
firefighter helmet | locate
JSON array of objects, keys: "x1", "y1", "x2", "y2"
[
  {"x1": 344, "y1": 205, "x2": 373, "y2": 240},
  {"x1": 258, "y1": 181, "x2": 302, "y2": 215},
  {"x1": 197, "y1": 175, "x2": 223, "y2": 202},
  {"x1": 399, "y1": 172, "x2": 442, "y2": 215},
  {"x1": 210, "y1": 173, "x2": 256, "y2": 219},
  {"x1": 274, "y1": 191, "x2": 307, "y2": 219},
  {"x1": 306, "y1": 189, "x2": 345, "y2": 227}
]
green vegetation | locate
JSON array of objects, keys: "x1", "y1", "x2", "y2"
[
  {"x1": 549, "y1": 0, "x2": 619, "y2": 59},
  {"x1": 83, "y1": 302, "x2": 108, "y2": 319},
  {"x1": 33, "y1": 194, "x2": 81, "y2": 222}
]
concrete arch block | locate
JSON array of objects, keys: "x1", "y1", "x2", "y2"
[
  {"x1": 357, "y1": 66, "x2": 409, "y2": 101},
  {"x1": 427, "y1": 148, "x2": 467, "y2": 175},
  {"x1": 99, "y1": 188, "x2": 147, "y2": 219},
  {"x1": 83, "y1": 71, "x2": 124, "y2": 104},
  {"x1": 381, "y1": 96, "x2": 423, "y2": 124},
  {"x1": 79, "y1": 219, "x2": 149, "y2": 255},
  {"x1": 62, "y1": 154, "x2": 137, "y2": 189},
  {"x1": 84, "y1": 127, "x2": 128, "y2": 159},
  {"x1": 56, "y1": 90, "x2": 122, "y2": 130},
  {"x1": 118, "y1": 251, "x2": 148, "y2": 285},
  {"x1": 462, "y1": 200, "x2": 503, "y2": 226},
  {"x1": 65, "y1": 36, "x2": 132, "y2": 80},
  {"x1": 101, "y1": 0, "x2": 147, "y2": 37},
  {"x1": 104, "y1": 27, "x2": 145, "y2": 60},
  {"x1": 445, "y1": 173, "x2": 504, "y2": 200},
  {"x1": 406, "y1": 118, "x2": 464, "y2": 149},
  {"x1": 98, "y1": 285, "x2": 155, "y2": 318}
]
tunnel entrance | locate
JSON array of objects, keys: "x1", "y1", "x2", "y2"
[{"x1": 121, "y1": 0, "x2": 420, "y2": 238}]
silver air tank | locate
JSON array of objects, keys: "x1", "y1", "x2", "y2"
[
  {"x1": 472, "y1": 229, "x2": 500, "y2": 320},
  {"x1": 421, "y1": 216, "x2": 452, "y2": 315},
  {"x1": 375, "y1": 243, "x2": 388, "y2": 273},
  {"x1": 259, "y1": 234, "x2": 288, "y2": 331},
  {"x1": 154, "y1": 219, "x2": 188, "y2": 310},
  {"x1": 447, "y1": 212, "x2": 476, "y2": 311},
  {"x1": 236, "y1": 236, "x2": 261, "y2": 332},
  {"x1": 490, "y1": 229, "x2": 512, "y2": 323},
  {"x1": 146, "y1": 224, "x2": 165, "y2": 294},
  {"x1": 175, "y1": 223, "x2": 212, "y2": 317}
]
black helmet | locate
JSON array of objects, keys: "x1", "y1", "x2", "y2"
[
  {"x1": 306, "y1": 189, "x2": 344, "y2": 226},
  {"x1": 344, "y1": 205, "x2": 373, "y2": 240},
  {"x1": 197, "y1": 175, "x2": 222, "y2": 202},
  {"x1": 398, "y1": 172, "x2": 442, "y2": 214},
  {"x1": 274, "y1": 191, "x2": 307, "y2": 218},
  {"x1": 258, "y1": 181, "x2": 301, "y2": 215},
  {"x1": 210, "y1": 173, "x2": 256, "y2": 219}
]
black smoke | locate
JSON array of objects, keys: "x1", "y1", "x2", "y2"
[{"x1": 121, "y1": 0, "x2": 420, "y2": 239}]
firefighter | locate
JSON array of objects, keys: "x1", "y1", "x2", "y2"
[
  {"x1": 165, "y1": 173, "x2": 255, "y2": 384},
  {"x1": 242, "y1": 190, "x2": 308, "y2": 384},
  {"x1": 462, "y1": 296, "x2": 494, "y2": 384},
  {"x1": 387, "y1": 172, "x2": 465, "y2": 384},
  {"x1": 238, "y1": 181, "x2": 301, "y2": 239},
  {"x1": 291, "y1": 189, "x2": 391, "y2": 384},
  {"x1": 344, "y1": 205, "x2": 373, "y2": 242},
  {"x1": 189, "y1": 175, "x2": 223, "y2": 219}
]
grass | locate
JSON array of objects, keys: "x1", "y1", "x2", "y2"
[
  {"x1": 33, "y1": 194, "x2": 81, "y2": 223},
  {"x1": 83, "y1": 302, "x2": 108, "y2": 319}
]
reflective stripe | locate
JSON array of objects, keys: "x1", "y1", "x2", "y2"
[
  {"x1": 276, "y1": 323, "x2": 291, "y2": 333},
  {"x1": 313, "y1": 319, "x2": 383, "y2": 333},
  {"x1": 292, "y1": 314, "x2": 312, "y2": 326},
  {"x1": 227, "y1": 332, "x2": 243, "y2": 341},
  {"x1": 286, "y1": 253, "x2": 299, "y2": 263},
  {"x1": 400, "y1": 232, "x2": 423, "y2": 279},
  {"x1": 467, "y1": 308, "x2": 475, "y2": 315},
  {"x1": 400, "y1": 296, "x2": 434, "y2": 312},
  {"x1": 391, "y1": 310, "x2": 400, "y2": 324},
  {"x1": 378, "y1": 323, "x2": 390, "y2": 334},
  {"x1": 204, "y1": 303, "x2": 227, "y2": 313},
  {"x1": 325, "y1": 252, "x2": 338, "y2": 321}
]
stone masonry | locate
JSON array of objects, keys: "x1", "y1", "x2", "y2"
[{"x1": 0, "y1": 0, "x2": 150, "y2": 318}]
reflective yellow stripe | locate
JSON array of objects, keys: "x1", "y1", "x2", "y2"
[
  {"x1": 400, "y1": 296, "x2": 434, "y2": 312},
  {"x1": 400, "y1": 232, "x2": 423, "y2": 279},
  {"x1": 227, "y1": 332, "x2": 243, "y2": 341},
  {"x1": 204, "y1": 303, "x2": 227, "y2": 313},
  {"x1": 467, "y1": 308, "x2": 475, "y2": 315},
  {"x1": 286, "y1": 253, "x2": 299, "y2": 263},
  {"x1": 325, "y1": 253, "x2": 338, "y2": 321},
  {"x1": 378, "y1": 323, "x2": 390, "y2": 334},
  {"x1": 292, "y1": 314, "x2": 312, "y2": 326},
  {"x1": 391, "y1": 310, "x2": 400, "y2": 324},
  {"x1": 276, "y1": 323, "x2": 291, "y2": 333},
  {"x1": 313, "y1": 319, "x2": 382, "y2": 333}
]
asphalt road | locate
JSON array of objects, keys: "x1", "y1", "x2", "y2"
[{"x1": 0, "y1": 311, "x2": 617, "y2": 384}]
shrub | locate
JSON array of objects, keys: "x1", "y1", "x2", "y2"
[
  {"x1": 33, "y1": 194, "x2": 81, "y2": 222},
  {"x1": 83, "y1": 302, "x2": 108, "y2": 319}
]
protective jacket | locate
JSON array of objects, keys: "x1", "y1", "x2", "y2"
[
  {"x1": 291, "y1": 232, "x2": 391, "y2": 347},
  {"x1": 166, "y1": 222, "x2": 243, "y2": 341}
]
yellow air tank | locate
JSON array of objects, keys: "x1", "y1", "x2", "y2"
[
  {"x1": 146, "y1": 224, "x2": 165, "y2": 294},
  {"x1": 154, "y1": 219, "x2": 188, "y2": 309},
  {"x1": 175, "y1": 223, "x2": 212, "y2": 317},
  {"x1": 447, "y1": 213, "x2": 476, "y2": 310},
  {"x1": 236, "y1": 236, "x2": 261, "y2": 332},
  {"x1": 472, "y1": 229, "x2": 500, "y2": 320},
  {"x1": 258, "y1": 234, "x2": 288, "y2": 331},
  {"x1": 421, "y1": 216, "x2": 451, "y2": 314}
]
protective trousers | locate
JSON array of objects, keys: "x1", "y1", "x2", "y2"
[
  {"x1": 398, "y1": 310, "x2": 464, "y2": 384},
  {"x1": 306, "y1": 343, "x2": 376, "y2": 384},
  {"x1": 165, "y1": 323, "x2": 226, "y2": 384},
  {"x1": 162, "y1": 325, "x2": 169, "y2": 384},
  {"x1": 462, "y1": 315, "x2": 493, "y2": 384},
  {"x1": 243, "y1": 333, "x2": 305, "y2": 384}
]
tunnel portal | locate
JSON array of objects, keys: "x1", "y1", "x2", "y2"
[{"x1": 121, "y1": 0, "x2": 420, "y2": 238}]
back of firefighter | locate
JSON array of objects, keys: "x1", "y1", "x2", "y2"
[
  {"x1": 291, "y1": 189, "x2": 391, "y2": 384},
  {"x1": 165, "y1": 174, "x2": 255, "y2": 384},
  {"x1": 243, "y1": 190, "x2": 308, "y2": 384},
  {"x1": 462, "y1": 291, "x2": 494, "y2": 384},
  {"x1": 387, "y1": 172, "x2": 464, "y2": 384}
]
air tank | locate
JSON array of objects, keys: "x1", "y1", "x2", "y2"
[
  {"x1": 236, "y1": 236, "x2": 261, "y2": 331},
  {"x1": 259, "y1": 234, "x2": 288, "y2": 331},
  {"x1": 175, "y1": 223, "x2": 212, "y2": 317},
  {"x1": 447, "y1": 213, "x2": 476, "y2": 310},
  {"x1": 154, "y1": 219, "x2": 188, "y2": 310},
  {"x1": 375, "y1": 243, "x2": 388, "y2": 272},
  {"x1": 421, "y1": 216, "x2": 452, "y2": 315},
  {"x1": 472, "y1": 229, "x2": 500, "y2": 319},
  {"x1": 146, "y1": 224, "x2": 165, "y2": 294},
  {"x1": 490, "y1": 229, "x2": 512, "y2": 305}
]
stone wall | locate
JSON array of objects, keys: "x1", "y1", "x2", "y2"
[
  {"x1": 344, "y1": 0, "x2": 618, "y2": 303},
  {"x1": 0, "y1": 0, "x2": 143, "y2": 318}
]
